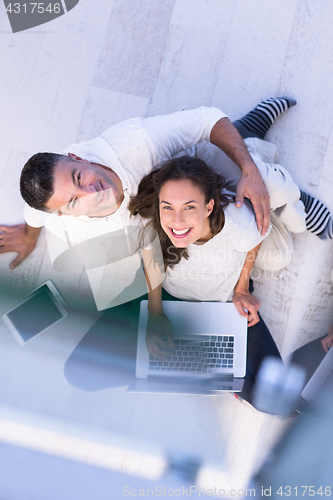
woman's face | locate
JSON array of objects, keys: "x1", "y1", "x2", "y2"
[{"x1": 159, "y1": 179, "x2": 214, "y2": 247}]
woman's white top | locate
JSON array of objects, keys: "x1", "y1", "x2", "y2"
[{"x1": 163, "y1": 201, "x2": 270, "y2": 302}]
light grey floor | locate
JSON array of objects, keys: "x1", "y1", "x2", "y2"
[{"x1": 0, "y1": 0, "x2": 332, "y2": 492}]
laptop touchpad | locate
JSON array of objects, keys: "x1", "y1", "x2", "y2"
[{"x1": 176, "y1": 303, "x2": 210, "y2": 333}]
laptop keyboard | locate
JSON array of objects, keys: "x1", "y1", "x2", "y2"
[{"x1": 149, "y1": 335, "x2": 234, "y2": 373}]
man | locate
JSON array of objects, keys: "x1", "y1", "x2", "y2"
[{"x1": 1, "y1": 104, "x2": 274, "y2": 274}]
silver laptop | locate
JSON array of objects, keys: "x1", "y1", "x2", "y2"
[{"x1": 129, "y1": 300, "x2": 248, "y2": 395}]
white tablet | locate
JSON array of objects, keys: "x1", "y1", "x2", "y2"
[{"x1": 2, "y1": 280, "x2": 68, "y2": 346}]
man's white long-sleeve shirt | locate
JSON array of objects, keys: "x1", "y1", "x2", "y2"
[
  {"x1": 24, "y1": 106, "x2": 226, "y2": 235},
  {"x1": 23, "y1": 107, "x2": 227, "y2": 310}
]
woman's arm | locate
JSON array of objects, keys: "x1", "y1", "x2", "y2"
[
  {"x1": 142, "y1": 248, "x2": 174, "y2": 359},
  {"x1": 144, "y1": 281, "x2": 174, "y2": 359},
  {"x1": 0, "y1": 223, "x2": 42, "y2": 269},
  {"x1": 233, "y1": 242, "x2": 262, "y2": 327},
  {"x1": 210, "y1": 118, "x2": 270, "y2": 236},
  {"x1": 321, "y1": 325, "x2": 333, "y2": 353}
]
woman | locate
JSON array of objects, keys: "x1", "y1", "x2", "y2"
[{"x1": 129, "y1": 155, "x2": 281, "y2": 407}]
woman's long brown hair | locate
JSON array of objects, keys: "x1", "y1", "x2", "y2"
[{"x1": 128, "y1": 156, "x2": 234, "y2": 269}]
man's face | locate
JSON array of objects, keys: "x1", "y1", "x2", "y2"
[{"x1": 45, "y1": 155, "x2": 123, "y2": 217}]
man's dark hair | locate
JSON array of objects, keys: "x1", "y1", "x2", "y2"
[{"x1": 20, "y1": 152, "x2": 71, "y2": 212}]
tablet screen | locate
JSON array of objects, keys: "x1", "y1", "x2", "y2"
[{"x1": 6, "y1": 284, "x2": 64, "y2": 342}]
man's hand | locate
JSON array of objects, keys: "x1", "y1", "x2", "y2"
[
  {"x1": 235, "y1": 168, "x2": 270, "y2": 236},
  {"x1": 233, "y1": 289, "x2": 261, "y2": 327},
  {"x1": 0, "y1": 224, "x2": 41, "y2": 269},
  {"x1": 146, "y1": 312, "x2": 174, "y2": 360},
  {"x1": 321, "y1": 325, "x2": 333, "y2": 353}
]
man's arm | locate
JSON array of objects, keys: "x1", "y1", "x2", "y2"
[
  {"x1": 210, "y1": 117, "x2": 270, "y2": 235},
  {"x1": 142, "y1": 248, "x2": 174, "y2": 359},
  {"x1": 0, "y1": 223, "x2": 42, "y2": 269}
]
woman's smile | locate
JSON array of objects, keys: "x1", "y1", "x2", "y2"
[{"x1": 169, "y1": 227, "x2": 193, "y2": 238}]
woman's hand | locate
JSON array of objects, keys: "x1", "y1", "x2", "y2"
[
  {"x1": 233, "y1": 289, "x2": 261, "y2": 327},
  {"x1": 146, "y1": 312, "x2": 174, "y2": 360},
  {"x1": 321, "y1": 325, "x2": 333, "y2": 353}
]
